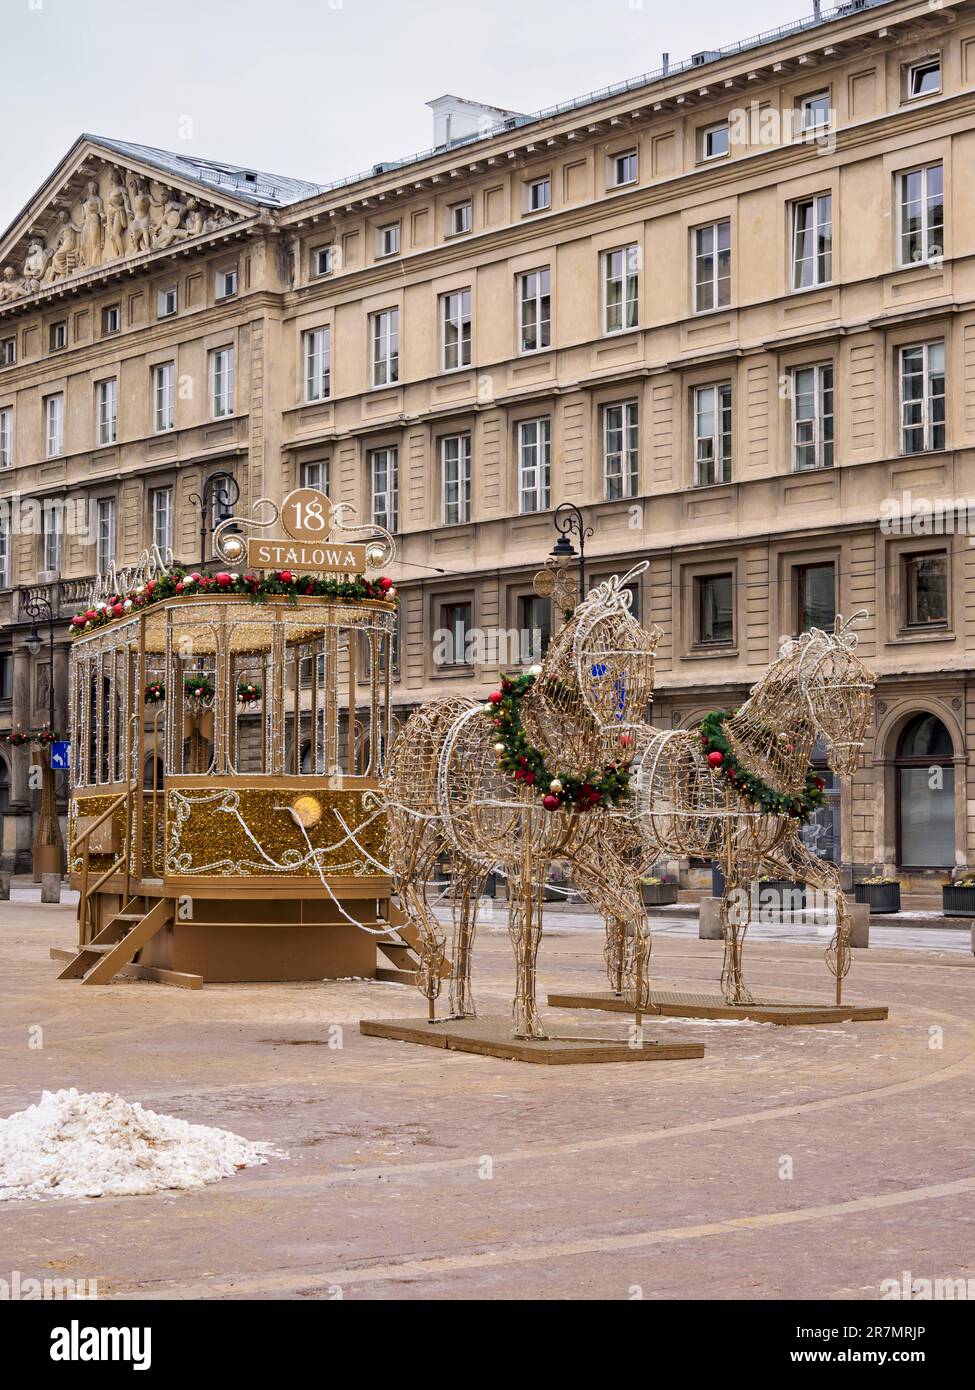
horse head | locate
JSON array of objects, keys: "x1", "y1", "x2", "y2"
[{"x1": 791, "y1": 612, "x2": 876, "y2": 778}]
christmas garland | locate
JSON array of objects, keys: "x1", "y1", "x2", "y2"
[
  {"x1": 184, "y1": 676, "x2": 215, "y2": 704},
  {"x1": 69, "y1": 568, "x2": 398, "y2": 638},
  {"x1": 144, "y1": 682, "x2": 166, "y2": 704},
  {"x1": 698, "y1": 709, "x2": 826, "y2": 822},
  {"x1": 2, "y1": 728, "x2": 64, "y2": 747},
  {"x1": 236, "y1": 681, "x2": 262, "y2": 705},
  {"x1": 482, "y1": 671, "x2": 632, "y2": 813}
]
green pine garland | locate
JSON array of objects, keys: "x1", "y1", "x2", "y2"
[
  {"x1": 698, "y1": 709, "x2": 827, "y2": 823},
  {"x1": 482, "y1": 672, "x2": 632, "y2": 813}
]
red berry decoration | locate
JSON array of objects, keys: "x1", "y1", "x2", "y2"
[
  {"x1": 707, "y1": 750, "x2": 724, "y2": 767},
  {"x1": 525, "y1": 772, "x2": 536, "y2": 786}
]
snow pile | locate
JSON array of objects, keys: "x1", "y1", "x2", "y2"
[{"x1": 0, "y1": 1089, "x2": 285, "y2": 1201}]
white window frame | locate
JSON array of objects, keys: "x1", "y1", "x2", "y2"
[
  {"x1": 792, "y1": 194, "x2": 833, "y2": 290},
  {"x1": 906, "y1": 56, "x2": 941, "y2": 100},
  {"x1": 96, "y1": 497, "x2": 116, "y2": 577},
  {"x1": 377, "y1": 223, "x2": 401, "y2": 257},
  {"x1": 898, "y1": 163, "x2": 944, "y2": 266},
  {"x1": 101, "y1": 304, "x2": 121, "y2": 335},
  {"x1": 313, "y1": 245, "x2": 334, "y2": 277},
  {"x1": 792, "y1": 363, "x2": 835, "y2": 472},
  {"x1": 209, "y1": 346, "x2": 235, "y2": 418},
  {"x1": 49, "y1": 320, "x2": 67, "y2": 352},
  {"x1": 438, "y1": 601, "x2": 473, "y2": 668},
  {"x1": 602, "y1": 245, "x2": 639, "y2": 335},
  {"x1": 1, "y1": 337, "x2": 15, "y2": 367},
  {"x1": 153, "y1": 362, "x2": 175, "y2": 433},
  {"x1": 517, "y1": 417, "x2": 551, "y2": 514},
  {"x1": 215, "y1": 267, "x2": 238, "y2": 300},
  {"x1": 609, "y1": 150, "x2": 638, "y2": 187},
  {"x1": 441, "y1": 433, "x2": 472, "y2": 525},
  {"x1": 899, "y1": 341, "x2": 946, "y2": 455},
  {"x1": 303, "y1": 326, "x2": 331, "y2": 402},
  {"x1": 0, "y1": 514, "x2": 9, "y2": 588},
  {"x1": 603, "y1": 401, "x2": 639, "y2": 500},
  {"x1": 43, "y1": 501, "x2": 63, "y2": 573},
  {"x1": 45, "y1": 393, "x2": 64, "y2": 458},
  {"x1": 300, "y1": 459, "x2": 329, "y2": 492},
  {"x1": 370, "y1": 447, "x2": 399, "y2": 532},
  {"x1": 371, "y1": 308, "x2": 399, "y2": 387},
  {"x1": 798, "y1": 91, "x2": 831, "y2": 132},
  {"x1": 525, "y1": 177, "x2": 551, "y2": 213},
  {"x1": 693, "y1": 220, "x2": 732, "y2": 313},
  {"x1": 448, "y1": 201, "x2": 472, "y2": 236},
  {"x1": 440, "y1": 289, "x2": 472, "y2": 372},
  {"x1": 150, "y1": 486, "x2": 173, "y2": 555},
  {"x1": 701, "y1": 123, "x2": 730, "y2": 161},
  {"x1": 96, "y1": 377, "x2": 118, "y2": 446},
  {"x1": 0, "y1": 406, "x2": 12, "y2": 469},
  {"x1": 518, "y1": 268, "x2": 551, "y2": 354},
  {"x1": 693, "y1": 383, "x2": 733, "y2": 486},
  {"x1": 157, "y1": 286, "x2": 177, "y2": 318}
]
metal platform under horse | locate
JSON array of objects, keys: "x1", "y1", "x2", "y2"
[
  {"x1": 545, "y1": 990, "x2": 889, "y2": 1026},
  {"x1": 359, "y1": 1015, "x2": 705, "y2": 1063}
]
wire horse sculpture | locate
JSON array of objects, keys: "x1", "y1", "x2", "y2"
[
  {"x1": 634, "y1": 614, "x2": 875, "y2": 1006},
  {"x1": 384, "y1": 567, "x2": 660, "y2": 1039}
]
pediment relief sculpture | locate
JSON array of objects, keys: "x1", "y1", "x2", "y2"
[{"x1": 0, "y1": 160, "x2": 241, "y2": 305}]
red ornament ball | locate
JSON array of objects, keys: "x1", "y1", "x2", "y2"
[
  {"x1": 488, "y1": 691, "x2": 503, "y2": 704},
  {"x1": 378, "y1": 576, "x2": 393, "y2": 592},
  {"x1": 542, "y1": 794, "x2": 561, "y2": 811},
  {"x1": 707, "y1": 750, "x2": 724, "y2": 767}
]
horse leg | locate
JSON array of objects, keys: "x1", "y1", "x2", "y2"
[
  {"x1": 720, "y1": 870, "x2": 755, "y2": 1006},
  {"x1": 622, "y1": 886, "x2": 652, "y2": 1017},
  {"x1": 401, "y1": 836, "x2": 447, "y2": 1022},
  {"x1": 507, "y1": 860, "x2": 546, "y2": 1040},
  {"x1": 447, "y1": 857, "x2": 482, "y2": 1018}
]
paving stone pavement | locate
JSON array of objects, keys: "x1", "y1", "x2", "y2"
[{"x1": 1, "y1": 897, "x2": 973, "y2": 1301}]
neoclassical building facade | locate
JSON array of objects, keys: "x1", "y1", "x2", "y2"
[{"x1": 1, "y1": 0, "x2": 974, "y2": 882}]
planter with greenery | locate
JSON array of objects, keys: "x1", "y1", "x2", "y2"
[
  {"x1": 854, "y1": 876, "x2": 901, "y2": 914},
  {"x1": 756, "y1": 877, "x2": 805, "y2": 917},
  {"x1": 943, "y1": 875, "x2": 975, "y2": 917},
  {"x1": 641, "y1": 876, "x2": 678, "y2": 906}
]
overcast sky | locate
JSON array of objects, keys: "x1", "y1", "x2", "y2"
[{"x1": 2, "y1": 0, "x2": 805, "y2": 229}]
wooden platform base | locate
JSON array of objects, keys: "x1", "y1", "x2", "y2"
[
  {"x1": 545, "y1": 989, "x2": 889, "y2": 1026},
  {"x1": 359, "y1": 1015, "x2": 705, "y2": 1064}
]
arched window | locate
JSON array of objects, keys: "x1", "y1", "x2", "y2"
[{"x1": 896, "y1": 714, "x2": 955, "y2": 867}]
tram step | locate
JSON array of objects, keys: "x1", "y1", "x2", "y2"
[{"x1": 58, "y1": 899, "x2": 173, "y2": 984}]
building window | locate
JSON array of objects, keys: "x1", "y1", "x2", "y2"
[
  {"x1": 517, "y1": 418, "x2": 551, "y2": 514},
  {"x1": 210, "y1": 346, "x2": 235, "y2": 418},
  {"x1": 153, "y1": 362, "x2": 175, "y2": 433},
  {"x1": 300, "y1": 459, "x2": 329, "y2": 492},
  {"x1": 694, "y1": 573, "x2": 734, "y2": 645},
  {"x1": 694, "y1": 384, "x2": 732, "y2": 485},
  {"x1": 448, "y1": 201, "x2": 472, "y2": 236},
  {"x1": 900, "y1": 342, "x2": 945, "y2": 454},
  {"x1": 42, "y1": 501, "x2": 63, "y2": 573},
  {"x1": 96, "y1": 498, "x2": 116, "y2": 577},
  {"x1": 377, "y1": 223, "x2": 400, "y2": 257},
  {"x1": 303, "y1": 326, "x2": 331, "y2": 401},
  {"x1": 903, "y1": 551, "x2": 948, "y2": 626},
  {"x1": 441, "y1": 434, "x2": 472, "y2": 525},
  {"x1": 0, "y1": 517, "x2": 9, "y2": 589},
  {"x1": 44, "y1": 394, "x2": 64, "y2": 457},
  {"x1": 793, "y1": 364, "x2": 834, "y2": 471},
  {"x1": 801, "y1": 738, "x2": 840, "y2": 863},
  {"x1": 96, "y1": 377, "x2": 118, "y2": 446},
  {"x1": 1, "y1": 337, "x2": 15, "y2": 367},
  {"x1": 794, "y1": 562, "x2": 835, "y2": 633},
  {"x1": 440, "y1": 289, "x2": 472, "y2": 371},
  {"x1": 370, "y1": 447, "x2": 398, "y2": 532},
  {"x1": 798, "y1": 91, "x2": 831, "y2": 131},
  {"x1": 526, "y1": 177, "x2": 551, "y2": 213},
  {"x1": 438, "y1": 601, "x2": 473, "y2": 667},
  {"x1": 0, "y1": 406, "x2": 11, "y2": 469},
  {"x1": 49, "y1": 321, "x2": 67, "y2": 352},
  {"x1": 150, "y1": 487, "x2": 173, "y2": 555},
  {"x1": 518, "y1": 594, "x2": 551, "y2": 662},
  {"x1": 157, "y1": 286, "x2": 177, "y2": 318},
  {"x1": 792, "y1": 194, "x2": 832, "y2": 290},
  {"x1": 101, "y1": 304, "x2": 120, "y2": 335},
  {"x1": 899, "y1": 163, "x2": 943, "y2": 265},
  {"x1": 371, "y1": 308, "x2": 399, "y2": 387},
  {"x1": 215, "y1": 267, "x2": 238, "y2": 300},
  {"x1": 906, "y1": 57, "x2": 941, "y2": 100},
  {"x1": 896, "y1": 714, "x2": 954, "y2": 867},
  {"x1": 602, "y1": 245, "x2": 638, "y2": 334},
  {"x1": 518, "y1": 268, "x2": 551, "y2": 353},
  {"x1": 610, "y1": 150, "x2": 638, "y2": 186},
  {"x1": 701, "y1": 123, "x2": 730, "y2": 160},
  {"x1": 604, "y1": 401, "x2": 639, "y2": 500},
  {"x1": 313, "y1": 245, "x2": 334, "y2": 277},
  {"x1": 694, "y1": 220, "x2": 731, "y2": 312}
]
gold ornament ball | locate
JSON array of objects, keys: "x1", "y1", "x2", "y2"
[
  {"x1": 494, "y1": 742, "x2": 505, "y2": 753},
  {"x1": 549, "y1": 778, "x2": 563, "y2": 793},
  {"x1": 365, "y1": 544, "x2": 385, "y2": 568},
  {"x1": 292, "y1": 794, "x2": 324, "y2": 828},
  {"x1": 221, "y1": 534, "x2": 246, "y2": 563}
]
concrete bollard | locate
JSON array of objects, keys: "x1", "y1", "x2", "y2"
[
  {"x1": 699, "y1": 896, "x2": 724, "y2": 940},
  {"x1": 40, "y1": 872, "x2": 61, "y2": 904},
  {"x1": 0, "y1": 873, "x2": 10, "y2": 901},
  {"x1": 848, "y1": 901, "x2": 869, "y2": 948}
]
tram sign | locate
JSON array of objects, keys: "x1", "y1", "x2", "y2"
[{"x1": 245, "y1": 489, "x2": 367, "y2": 575}]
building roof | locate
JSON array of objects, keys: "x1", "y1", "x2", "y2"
[{"x1": 84, "y1": 135, "x2": 326, "y2": 208}]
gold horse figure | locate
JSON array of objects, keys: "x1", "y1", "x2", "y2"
[
  {"x1": 634, "y1": 615, "x2": 875, "y2": 1006},
  {"x1": 383, "y1": 569, "x2": 660, "y2": 1038}
]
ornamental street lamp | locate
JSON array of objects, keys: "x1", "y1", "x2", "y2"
[
  {"x1": 24, "y1": 593, "x2": 63, "y2": 879},
  {"x1": 548, "y1": 503, "x2": 593, "y2": 608},
  {"x1": 188, "y1": 473, "x2": 240, "y2": 569}
]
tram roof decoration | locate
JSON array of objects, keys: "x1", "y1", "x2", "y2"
[{"x1": 69, "y1": 489, "x2": 397, "y2": 638}]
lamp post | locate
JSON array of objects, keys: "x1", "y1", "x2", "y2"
[
  {"x1": 24, "y1": 594, "x2": 63, "y2": 880},
  {"x1": 188, "y1": 474, "x2": 240, "y2": 569},
  {"x1": 549, "y1": 503, "x2": 593, "y2": 608}
]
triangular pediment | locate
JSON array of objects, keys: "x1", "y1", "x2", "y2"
[{"x1": 0, "y1": 136, "x2": 270, "y2": 310}]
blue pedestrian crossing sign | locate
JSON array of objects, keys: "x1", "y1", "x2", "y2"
[{"x1": 50, "y1": 741, "x2": 70, "y2": 770}]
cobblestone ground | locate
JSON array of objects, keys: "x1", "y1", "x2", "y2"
[{"x1": 1, "y1": 897, "x2": 973, "y2": 1300}]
